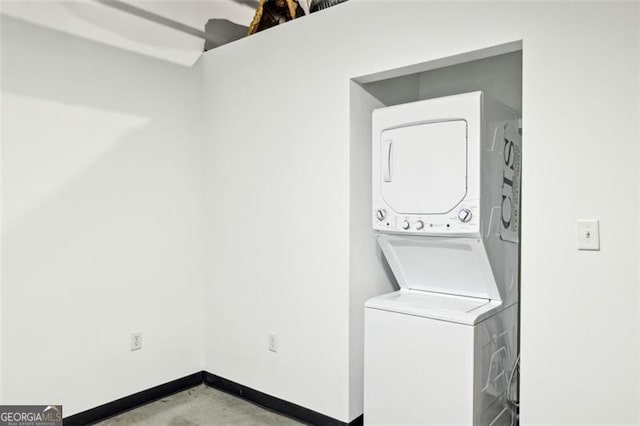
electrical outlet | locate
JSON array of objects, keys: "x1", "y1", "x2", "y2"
[
  {"x1": 130, "y1": 332, "x2": 142, "y2": 351},
  {"x1": 268, "y1": 332, "x2": 278, "y2": 353}
]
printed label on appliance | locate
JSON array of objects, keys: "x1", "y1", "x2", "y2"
[{"x1": 500, "y1": 122, "x2": 521, "y2": 243}]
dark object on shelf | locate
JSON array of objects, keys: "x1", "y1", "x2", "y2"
[
  {"x1": 248, "y1": 0, "x2": 304, "y2": 35},
  {"x1": 310, "y1": 0, "x2": 348, "y2": 12},
  {"x1": 204, "y1": 19, "x2": 249, "y2": 51}
]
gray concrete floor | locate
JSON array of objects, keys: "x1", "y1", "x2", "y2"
[{"x1": 94, "y1": 384, "x2": 304, "y2": 426}]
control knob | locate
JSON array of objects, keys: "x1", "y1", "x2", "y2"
[
  {"x1": 415, "y1": 220, "x2": 425, "y2": 230},
  {"x1": 458, "y1": 208, "x2": 472, "y2": 223},
  {"x1": 376, "y1": 209, "x2": 386, "y2": 221},
  {"x1": 402, "y1": 220, "x2": 410, "y2": 230}
]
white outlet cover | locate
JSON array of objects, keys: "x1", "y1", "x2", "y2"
[
  {"x1": 268, "y1": 332, "x2": 278, "y2": 353},
  {"x1": 577, "y1": 219, "x2": 600, "y2": 251},
  {"x1": 130, "y1": 332, "x2": 142, "y2": 351}
]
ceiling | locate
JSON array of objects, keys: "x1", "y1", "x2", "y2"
[{"x1": 0, "y1": 0, "x2": 258, "y2": 66}]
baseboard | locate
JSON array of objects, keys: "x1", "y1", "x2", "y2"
[
  {"x1": 203, "y1": 372, "x2": 362, "y2": 426},
  {"x1": 63, "y1": 371, "x2": 203, "y2": 425},
  {"x1": 349, "y1": 415, "x2": 364, "y2": 426},
  {"x1": 62, "y1": 371, "x2": 363, "y2": 426}
]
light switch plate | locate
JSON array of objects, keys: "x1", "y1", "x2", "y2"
[{"x1": 577, "y1": 219, "x2": 600, "y2": 251}]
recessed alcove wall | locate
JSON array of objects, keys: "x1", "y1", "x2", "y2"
[
  {"x1": 361, "y1": 50, "x2": 522, "y2": 110},
  {"x1": 348, "y1": 45, "x2": 522, "y2": 419}
]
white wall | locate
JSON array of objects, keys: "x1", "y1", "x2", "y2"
[
  {"x1": 418, "y1": 51, "x2": 522, "y2": 112},
  {"x1": 520, "y1": 4, "x2": 638, "y2": 422},
  {"x1": 201, "y1": 1, "x2": 639, "y2": 423},
  {"x1": 362, "y1": 74, "x2": 419, "y2": 106},
  {"x1": 361, "y1": 51, "x2": 522, "y2": 110},
  {"x1": 348, "y1": 81, "x2": 395, "y2": 420},
  {"x1": 1, "y1": 16, "x2": 205, "y2": 415},
  {"x1": 201, "y1": 30, "x2": 352, "y2": 419}
]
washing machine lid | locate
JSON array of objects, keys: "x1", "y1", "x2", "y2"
[
  {"x1": 365, "y1": 290, "x2": 502, "y2": 325},
  {"x1": 376, "y1": 234, "x2": 500, "y2": 301},
  {"x1": 380, "y1": 120, "x2": 467, "y2": 215}
]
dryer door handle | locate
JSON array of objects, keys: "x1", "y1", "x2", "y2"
[{"x1": 383, "y1": 139, "x2": 392, "y2": 182}]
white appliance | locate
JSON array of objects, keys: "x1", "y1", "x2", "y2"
[{"x1": 364, "y1": 91, "x2": 521, "y2": 425}]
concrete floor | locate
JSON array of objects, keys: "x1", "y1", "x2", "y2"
[{"x1": 94, "y1": 384, "x2": 304, "y2": 426}]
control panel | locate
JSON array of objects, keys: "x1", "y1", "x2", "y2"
[{"x1": 372, "y1": 202, "x2": 480, "y2": 235}]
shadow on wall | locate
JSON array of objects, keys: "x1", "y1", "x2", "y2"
[
  {"x1": 1, "y1": 15, "x2": 205, "y2": 414},
  {"x1": 0, "y1": 15, "x2": 197, "y2": 112}
]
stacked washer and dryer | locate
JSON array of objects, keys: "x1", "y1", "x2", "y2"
[{"x1": 364, "y1": 92, "x2": 521, "y2": 425}]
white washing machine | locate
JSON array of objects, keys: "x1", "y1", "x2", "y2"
[{"x1": 364, "y1": 92, "x2": 521, "y2": 425}]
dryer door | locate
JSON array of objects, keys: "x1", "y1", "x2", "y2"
[{"x1": 380, "y1": 120, "x2": 467, "y2": 215}]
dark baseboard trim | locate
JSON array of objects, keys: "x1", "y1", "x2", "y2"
[
  {"x1": 349, "y1": 415, "x2": 364, "y2": 426},
  {"x1": 63, "y1": 371, "x2": 203, "y2": 426},
  {"x1": 203, "y1": 372, "x2": 360, "y2": 426},
  {"x1": 63, "y1": 370, "x2": 362, "y2": 426}
]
